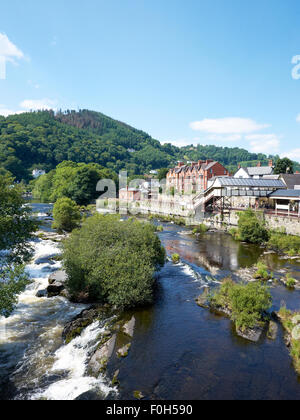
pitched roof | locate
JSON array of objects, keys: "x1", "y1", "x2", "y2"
[
  {"x1": 280, "y1": 174, "x2": 300, "y2": 189},
  {"x1": 246, "y1": 166, "x2": 274, "y2": 176},
  {"x1": 269, "y1": 189, "x2": 300, "y2": 198}
]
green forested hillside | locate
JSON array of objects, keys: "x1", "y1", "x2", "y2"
[{"x1": 0, "y1": 109, "x2": 298, "y2": 181}]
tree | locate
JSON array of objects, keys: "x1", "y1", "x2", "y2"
[
  {"x1": 157, "y1": 168, "x2": 169, "y2": 181},
  {"x1": 0, "y1": 173, "x2": 38, "y2": 317},
  {"x1": 274, "y1": 158, "x2": 294, "y2": 174},
  {"x1": 237, "y1": 210, "x2": 270, "y2": 245},
  {"x1": 52, "y1": 197, "x2": 81, "y2": 232},
  {"x1": 63, "y1": 215, "x2": 166, "y2": 308}
]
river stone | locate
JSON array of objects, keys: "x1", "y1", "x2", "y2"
[
  {"x1": 62, "y1": 308, "x2": 103, "y2": 342},
  {"x1": 123, "y1": 316, "x2": 135, "y2": 338},
  {"x1": 117, "y1": 343, "x2": 131, "y2": 358},
  {"x1": 88, "y1": 335, "x2": 116, "y2": 377},
  {"x1": 47, "y1": 282, "x2": 65, "y2": 297},
  {"x1": 36, "y1": 289, "x2": 48, "y2": 298},
  {"x1": 236, "y1": 325, "x2": 264, "y2": 343},
  {"x1": 267, "y1": 321, "x2": 278, "y2": 340},
  {"x1": 292, "y1": 315, "x2": 300, "y2": 325},
  {"x1": 196, "y1": 287, "x2": 210, "y2": 308},
  {"x1": 292, "y1": 325, "x2": 300, "y2": 340}
]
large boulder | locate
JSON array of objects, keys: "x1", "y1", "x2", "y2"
[
  {"x1": 47, "y1": 282, "x2": 65, "y2": 297},
  {"x1": 123, "y1": 316, "x2": 135, "y2": 338},
  {"x1": 236, "y1": 325, "x2": 264, "y2": 343},
  {"x1": 267, "y1": 321, "x2": 278, "y2": 340},
  {"x1": 88, "y1": 335, "x2": 116, "y2": 377},
  {"x1": 62, "y1": 308, "x2": 102, "y2": 343}
]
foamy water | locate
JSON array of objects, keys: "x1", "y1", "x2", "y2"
[{"x1": 0, "y1": 234, "x2": 115, "y2": 400}]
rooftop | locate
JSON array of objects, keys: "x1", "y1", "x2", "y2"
[
  {"x1": 269, "y1": 189, "x2": 300, "y2": 198},
  {"x1": 214, "y1": 177, "x2": 286, "y2": 188}
]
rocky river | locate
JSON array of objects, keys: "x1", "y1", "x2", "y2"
[{"x1": 1, "y1": 204, "x2": 300, "y2": 400}]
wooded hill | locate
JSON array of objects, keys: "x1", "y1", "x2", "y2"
[{"x1": 0, "y1": 109, "x2": 298, "y2": 181}]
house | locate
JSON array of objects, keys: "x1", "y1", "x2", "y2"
[
  {"x1": 279, "y1": 173, "x2": 300, "y2": 190},
  {"x1": 166, "y1": 160, "x2": 230, "y2": 194},
  {"x1": 32, "y1": 169, "x2": 46, "y2": 179},
  {"x1": 234, "y1": 160, "x2": 274, "y2": 179},
  {"x1": 268, "y1": 189, "x2": 300, "y2": 217},
  {"x1": 119, "y1": 187, "x2": 141, "y2": 201}
]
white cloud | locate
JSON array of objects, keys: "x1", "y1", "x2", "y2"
[
  {"x1": 246, "y1": 134, "x2": 280, "y2": 154},
  {"x1": 284, "y1": 148, "x2": 300, "y2": 162},
  {"x1": 0, "y1": 33, "x2": 24, "y2": 61},
  {"x1": 296, "y1": 114, "x2": 300, "y2": 123},
  {"x1": 20, "y1": 99, "x2": 57, "y2": 111},
  {"x1": 190, "y1": 118, "x2": 269, "y2": 134}
]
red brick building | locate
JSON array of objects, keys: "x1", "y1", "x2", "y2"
[
  {"x1": 166, "y1": 160, "x2": 230, "y2": 194},
  {"x1": 119, "y1": 187, "x2": 141, "y2": 201}
]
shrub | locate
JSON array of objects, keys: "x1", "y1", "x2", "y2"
[
  {"x1": 63, "y1": 214, "x2": 166, "y2": 308},
  {"x1": 254, "y1": 262, "x2": 270, "y2": 280},
  {"x1": 171, "y1": 254, "x2": 180, "y2": 264},
  {"x1": 268, "y1": 233, "x2": 300, "y2": 255},
  {"x1": 156, "y1": 225, "x2": 164, "y2": 232},
  {"x1": 237, "y1": 210, "x2": 270, "y2": 245},
  {"x1": 286, "y1": 273, "x2": 297, "y2": 289},
  {"x1": 193, "y1": 224, "x2": 208, "y2": 234},
  {"x1": 210, "y1": 279, "x2": 272, "y2": 330},
  {"x1": 52, "y1": 197, "x2": 81, "y2": 232}
]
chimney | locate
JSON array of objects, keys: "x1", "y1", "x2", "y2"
[
  {"x1": 191, "y1": 162, "x2": 197, "y2": 167},
  {"x1": 198, "y1": 160, "x2": 204, "y2": 166},
  {"x1": 238, "y1": 164, "x2": 241, "y2": 169},
  {"x1": 268, "y1": 159, "x2": 273, "y2": 167},
  {"x1": 206, "y1": 159, "x2": 214, "y2": 165},
  {"x1": 257, "y1": 161, "x2": 261, "y2": 167}
]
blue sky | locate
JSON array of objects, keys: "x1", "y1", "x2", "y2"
[{"x1": 1, "y1": 0, "x2": 300, "y2": 160}]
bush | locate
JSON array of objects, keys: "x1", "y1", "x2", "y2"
[
  {"x1": 237, "y1": 210, "x2": 270, "y2": 245},
  {"x1": 63, "y1": 214, "x2": 166, "y2": 308},
  {"x1": 156, "y1": 225, "x2": 164, "y2": 232},
  {"x1": 210, "y1": 279, "x2": 272, "y2": 330},
  {"x1": 268, "y1": 233, "x2": 300, "y2": 255},
  {"x1": 193, "y1": 224, "x2": 208, "y2": 234},
  {"x1": 171, "y1": 254, "x2": 180, "y2": 264},
  {"x1": 254, "y1": 262, "x2": 271, "y2": 280},
  {"x1": 286, "y1": 273, "x2": 297, "y2": 289},
  {"x1": 52, "y1": 197, "x2": 81, "y2": 232}
]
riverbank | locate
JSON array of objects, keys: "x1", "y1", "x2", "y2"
[{"x1": 1, "y1": 205, "x2": 300, "y2": 400}]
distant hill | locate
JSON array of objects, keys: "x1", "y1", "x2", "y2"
[{"x1": 0, "y1": 109, "x2": 298, "y2": 181}]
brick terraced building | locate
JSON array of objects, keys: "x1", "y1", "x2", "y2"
[{"x1": 166, "y1": 160, "x2": 230, "y2": 194}]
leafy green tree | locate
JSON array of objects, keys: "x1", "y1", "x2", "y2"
[
  {"x1": 63, "y1": 215, "x2": 166, "y2": 308},
  {"x1": 0, "y1": 174, "x2": 37, "y2": 317},
  {"x1": 237, "y1": 210, "x2": 270, "y2": 245},
  {"x1": 157, "y1": 168, "x2": 169, "y2": 181},
  {"x1": 210, "y1": 279, "x2": 272, "y2": 330},
  {"x1": 274, "y1": 157, "x2": 294, "y2": 174},
  {"x1": 230, "y1": 282, "x2": 272, "y2": 330},
  {"x1": 52, "y1": 197, "x2": 81, "y2": 232}
]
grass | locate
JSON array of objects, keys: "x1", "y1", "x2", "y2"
[{"x1": 171, "y1": 254, "x2": 180, "y2": 264}]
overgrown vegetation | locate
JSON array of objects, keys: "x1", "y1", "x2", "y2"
[
  {"x1": 1, "y1": 110, "x2": 298, "y2": 183},
  {"x1": 192, "y1": 224, "x2": 209, "y2": 235},
  {"x1": 63, "y1": 215, "x2": 166, "y2": 308},
  {"x1": 267, "y1": 232, "x2": 300, "y2": 255},
  {"x1": 278, "y1": 307, "x2": 300, "y2": 374},
  {"x1": 209, "y1": 278, "x2": 272, "y2": 330},
  {"x1": 236, "y1": 210, "x2": 270, "y2": 245},
  {"x1": 52, "y1": 197, "x2": 81, "y2": 232},
  {"x1": 0, "y1": 173, "x2": 38, "y2": 316},
  {"x1": 171, "y1": 254, "x2": 180, "y2": 264}
]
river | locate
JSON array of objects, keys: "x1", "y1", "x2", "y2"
[{"x1": 0, "y1": 204, "x2": 300, "y2": 400}]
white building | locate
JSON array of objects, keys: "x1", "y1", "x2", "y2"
[
  {"x1": 234, "y1": 160, "x2": 274, "y2": 179},
  {"x1": 32, "y1": 169, "x2": 46, "y2": 179}
]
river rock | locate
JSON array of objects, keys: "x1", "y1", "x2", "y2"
[
  {"x1": 88, "y1": 335, "x2": 116, "y2": 377},
  {"x1": 36, "y1": 289, "x2": 48, "y2": 298},
  {"x1": 196, "y1": 287, "x2": 210, "y2": 308},
  {"x1": 267, "y1": 321, "x2": 278, "y2": 340},
  {"x1": 47, "y1": 282, "x2": 65, "y2": 297},
  {"x1": 123, "y1": 316, "x2": 135, "y2": 338},
  {"x1": 292, "y1": 315, "x2": 300, "y2": 325},
  {"x1": 62, "y1": 308, "x2": 102, "y2": 342},
  {"x1": 236, "y1": 325, "x2": 264, "y2": 343},
  {"x1": 292, "y1": 325, "x2": 300, "y2": 340},
  {"x1": 117, "y1": 343, "x2": 131, "y2": 358}
]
